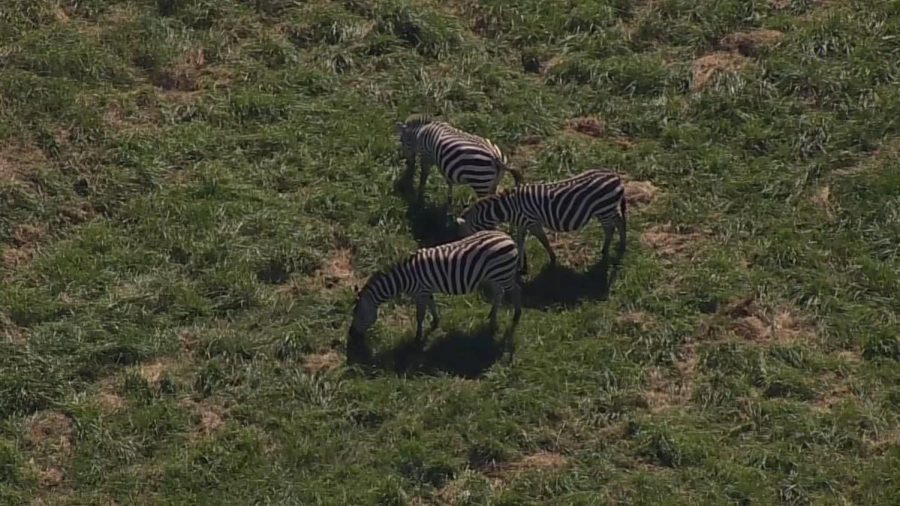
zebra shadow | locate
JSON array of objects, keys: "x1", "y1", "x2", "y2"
[
  {"x1": 372, "y1": 324, "x2": 514, "y2": 378},
  {"x1": 393, "y1": 163, "x2": 461, "y2": 247},
  {"x1": 521, "y1": 258, "x2": 621, "y2": 309}
]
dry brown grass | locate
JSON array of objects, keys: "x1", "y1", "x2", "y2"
[
  {"x1": 26, "y1": 411, "x2": 74, "y2": 455},
  {"x1": 278, "y1": 248, "x2": 364, "y2": 297},
  {"x1": 198, "y1": 407, "x2": 224, "y2": 435},
  {"x1": 643, "y1": 366, "x2": 692, "y2": 413},
  {"x1": 96, "y1": 392, "x2": 125, "y2": 413},
  {"x1": 623, "y1": 179, "x2": 660, "y2": 210},
  {"x1": 38, "y1": 466, "x2": 65, "y2": 488},
  {"x1": 0, "y1": 140, "x2": 48, "y2": 181},
  {"x1": 690, "y1": 51, "x2": 748, "y2": 91},
  {"x1": 810, "y1": 185, "x2": 833, "y2": 217},
  {"x1": 153, "y1": 48, "x2": 206, "y2": 92},
  {"x1": 303, "y1": 350, "x2": 344, "y2": 375},
  {"x1": 640, "y1": 224, "x2": 704, "y2": 258},
  {"x1": 719, "y1": 29, "x2": 784, "y2": 55},
  {"x1": 565, "y1": 117, "x2": 605, "y2": 138},
  {"x1": 480, "y1": 450, "x2": 570, "y2": 483},
  {"x1": 3, "y1": 223, "x2": 48, "y2": 269},
  {"x1": 616, "y1": 311, "x2": 656, "y2": 332},
  {"x1": 506, "y1": 451, "x2": 568, "y2": 472},
  {"x1": 720, "y1": 297, "x2": 817, "y2": 344}
]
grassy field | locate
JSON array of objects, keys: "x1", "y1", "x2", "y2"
[{"x1": 1, "y1": 0, "x2": 899, "y2": 503}]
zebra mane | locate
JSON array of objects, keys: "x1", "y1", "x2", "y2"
[{"x1": 403, "y1": 113, "x2": 435, "y2": 127}]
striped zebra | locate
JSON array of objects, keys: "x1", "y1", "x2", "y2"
[
  {"x1": 396, "y1": 114, "x2": 523, "y2": 202},
  {"x1": 348, "y1": 230, "x2": 523, "y2": 363},
  {"x1": 455, "y1": 169, "x2": 627, "y2": 274}
]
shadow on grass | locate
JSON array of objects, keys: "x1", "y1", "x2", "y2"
[
  {"x1": 367, "y1": 323, "x2": 517, "y2": 378},
  {"x1": 394, "y1": 162, "x2": 460, "y2": 248},
  {"x1": 521, "y1": 258, "x2": 622, "y2": 309}
]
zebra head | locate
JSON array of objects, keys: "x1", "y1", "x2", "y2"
[
  {"x1": 456, "y1": 192, "x2": 509, "y2": 236},
  {"x1": 347, "y1": 287, "x2": 377, "y2": 363},
  {"x1": 396, "y1": 114, "x2": 435, "y2": 154}
]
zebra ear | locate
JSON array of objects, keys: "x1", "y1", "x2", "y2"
[{"x1": 455, "y1": 217, "x2": 466, "y2": 225}]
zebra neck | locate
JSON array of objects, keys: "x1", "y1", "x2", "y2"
[
  {"x1": 366, "y1": 268, "x2": 409, "y2": 305},
  {"x1": 494, "y1": 193, "x2": 517, "y2": 222}
]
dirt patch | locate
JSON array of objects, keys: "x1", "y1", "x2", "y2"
[
  {"x1": 153, "y1": 48, "x2": 205, "y2": 92},
  {"x1": 96, "y1": 392, "x2": 125, "y2": 413},
  {"x1": 2, "y1": 247, "x2": 32, "y2": 269},
  {"x1": 565, "y1": 117, "x2": 605, "y2": 138},
  {"x1": 103, "y1": 102, "x2": 162, "y2": 134},
  {"x1": 320, "y1": 248, "x2": 358, "y2": 288},
  {"x1": 643, "y1": 366, "x2": 692, "y2": 413},
  {"x1": 278, "y1": 248, "x2": 363, "y2": 296},
  {"x1": 810, "y1": 185, "x2": 833, "y2": 216},
  {"x1": 833, "y1": 140, "x2": 900, "y2": 177},
  {"x1": 769, "y1": 0, "x2": 791, "y2": 9},
  {"x1": 616, "y1": 311, "x2": 655, "y2": 332},
  {"x1": 13, "y1": 224, "x2": 47, "y2": 246},
  {"x1": 721, "y1": 297, "x2": 815, "y2": 343},
  {"x1": 3, "y1": 224, "x2": 48, "y2": 270},
  {"x1": 813, "y1": 383, "x2": 853, "y2": 413},
  {"x1": 623, "y1": 180, "x2": 660, "y2": 209},
  {"x1": 690, "y1": 51, "x2": 747, "y2": 91},
  {"x1": 139, "y1": 360, "x2": 167, "y2": 385},
  {"x1": 0, "y1": 141, "x2": 48, "y2": 181},
  {"x1": 507, "y1": 451, "x2": 568, "y2": 472},
  {"x1": 719, "y1": 29, "x2": 784, "y2": 56},
  {"x1": 179, "y1": 329, "x2": 198, "y2": 353},
  {"x1": 26, "y1": 412, "x2": 74, "y2": 455},
  {"x1": 540, "y1": 55, "x2": 564, "y2": 76},
  {"x1": 198, "y1": 407, "x2": 224, "y2": 434},
  {"x1": 435, "y1": 475, "x2": 475, "y2": 505},
  {"x1": 303, "y1": 350, "x2": 343, "y2": 375},
  {"x1": 138, "y1": 358, "x2": 179, "y2": 390},
  {"x1": 548, "y1": 233, "x2": 593, "y2": 269},
  {"x1": 641, "y1": 224, "x2": 703, "y2": 257},
  {"x1": 1, "y1": 316, "x2": 25, "y2": 344},
  {"x1": 38, "y1": 466, "x2": 65, "y2": 487}
]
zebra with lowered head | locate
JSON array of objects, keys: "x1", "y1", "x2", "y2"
[
  {"x1": 348, "y1": 230, "x2": 523, "y2": 363},
  {"x1": 396, "y1": 114, "x2": 523, "y2": 202},
  {"x1": 455, "y1": 169, "x2": 627, "y2": 274}
]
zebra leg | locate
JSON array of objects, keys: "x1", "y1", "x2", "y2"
[
  {"x1": 616, "y1": 214, "x2": 627, "y2": 262},
  {"x1": 504, "y1": 281, "x2": 522, "y2": 365},
  {"x1": 446, "y1": 181, "x2": 454, "y2": 206},
  {"x1": 530, "y1": 225, "x2": 557, "y2": 266},
  {"x1": 417, "y1": 156, "x2": 432, "y2": 203},
  {"x1": 414, "y1": 296, "x2": 428, "y2": 345},
  {"x1": 515, "y1": 226, "x2": 529, "y2": 275},
  {"x1": 487, "y1": 282, "x2": 502, "y2": 331},
  {"x1": 601, "y1": 221, "x2": 615, "y2": 263},
  {"x1": 427, "y1": 294, "x2": 440, "y2": 330},
  {"x1": 510, "y1": 280, "x2": 522, "y2": 325}
]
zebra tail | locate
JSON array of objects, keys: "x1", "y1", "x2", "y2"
[{"x1": 620, "y1": 193, "x2": 627, "y2": 218}]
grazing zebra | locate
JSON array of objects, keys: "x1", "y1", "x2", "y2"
[
  {"x1": 347, "y1": 230, "x2": 523, "y2": 363},
  {"x1": 455, "y1": 169, "x2": 627, "y2": 274},
  {"x1": 396, "y1": 114, "x2": 523, "y2": 202}
]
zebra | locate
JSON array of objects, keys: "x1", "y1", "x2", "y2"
[
  {"x1": 396, "y1": 114, "x2": 523, "y2": 203},
  {"x1": 455, "y1": 169, "x2": 627, "y2": 274},
  {"x1": 347, "y1": 230, "x2": 523, "y2": 363}
]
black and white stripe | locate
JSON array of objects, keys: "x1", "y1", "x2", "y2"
[
  {"x1": 396, "y1": 114, "x2": 522, "y2": 201},
  {"x1": 456, "y1": 169, "x2": 627, "y2": 273},
  {"x1": 348, "y1": 230, "x2": 523, "y2": 361}
]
